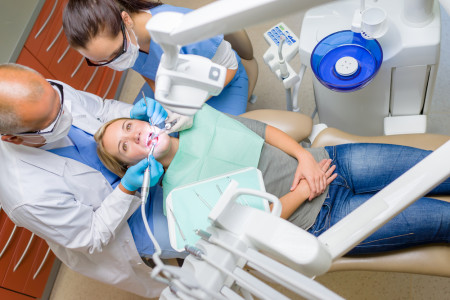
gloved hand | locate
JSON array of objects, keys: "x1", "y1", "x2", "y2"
[
  {"x1": 148, "y1": 156, "x2": 164, "y2": 187},
  {"x1": 120, "y1": 157, "x2": 164, "y2": 191},
  {"x1": 164, "y1": 111, "x2": 194, "y2": 134},
  {"x1": 130, "y1": 97, "x2": 167, "y2": 125}
]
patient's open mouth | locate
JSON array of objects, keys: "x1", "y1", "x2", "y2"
[
  {"x1": 146, "y1": 132, "x2": 158, "y2": 148},
  {"x1": 146, "y1": 133, "x2": 153, "y2": 147}
]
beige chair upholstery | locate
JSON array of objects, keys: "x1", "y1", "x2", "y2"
[
  {"x1": 224, "y1": 30, "x2": 258, "y2": 100},
  {"x1": 240, "y1": 109, "x2": 312, "y2": 142},
  {"x1": 242, "y1": 111, "x2": 450, "y2": 277}
]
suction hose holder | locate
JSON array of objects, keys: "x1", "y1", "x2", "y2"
[
  {"x1": 262, "y1": 22, "x2": 300, "y2": 89},
  {"x1": 278, "y1": 36, "x2": 290, "y2": 79}
]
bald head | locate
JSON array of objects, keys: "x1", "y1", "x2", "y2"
[{"x1": 0, "y1": 64, "x2": 57, "y2": 134}]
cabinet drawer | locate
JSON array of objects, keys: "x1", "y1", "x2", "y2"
[
  {"x1": 34, "y1": 13, "x2": 66, "y2": 69},
  {"x1": 0, "y1": 287, "x2": 34, "y2": 300},
  {"x1": 99, "y1": 70, "x2": 122, "y2": 100},
  {"x1": 2, "y1": 230, "x2": 39, "y2": 294},
  {"x1": 0, "y1": 212, "x2": 21, "y2": 284},
  {"x1": 48, "y1": 45, "x2": 95, "y2": 88},
  {"x1": 23, "y1": 240, "x2": 55, "y2": 298},
  {"x1": 24, "y1": 0, "x2": 64, "y2": 57},
  {"x1": 0, "y1": 211, "x2": 56, "y2": 298}
]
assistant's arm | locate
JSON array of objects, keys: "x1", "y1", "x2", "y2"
[
  {"x1": 61, "y1": 81, "x2": 133, "y2": 122},
  {"x1": 142, "y1": 38, "x2": 237, "y2": 95},
  {"x1": 211, "y1": 39, "x2": 238, "y2": 88}
]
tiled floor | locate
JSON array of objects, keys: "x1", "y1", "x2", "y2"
[{"x1": 49, "y1": 0, "x2": 449, "y2": 299}]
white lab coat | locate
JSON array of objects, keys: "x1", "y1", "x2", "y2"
[{"x1": 0, "y1": 81, "x2": 166, "y2": 298}]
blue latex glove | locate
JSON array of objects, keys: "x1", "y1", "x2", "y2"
[
  {"x1": 148, "y1": 156, "x2": 164, "y2": 187},
  {"x1": 120, "y1": 157, "x2": 164, "y2": 191},
  {"x1": 130, "y1": 97, "x2": 167, "y2": 125}
]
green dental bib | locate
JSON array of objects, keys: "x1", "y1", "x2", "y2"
[{"x1": 162, "y1": 105, "x2": 264, "y2": 214}]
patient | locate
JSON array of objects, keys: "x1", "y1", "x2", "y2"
[{"x1": 95, "y1": 104, "x2": 450, "y2": 255}]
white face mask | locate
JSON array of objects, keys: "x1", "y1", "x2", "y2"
[
  {"x1": 18, "y1": 106, "x2": 73, "y2": 146},
  {"x1": 107, "y1": 28, "x2": 140, "y2": 71},
  {"x1": 42, "y1": 106, "x2": 73, "y2": 144}
]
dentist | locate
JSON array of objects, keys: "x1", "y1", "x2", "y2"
[{"x1": 0, "y1": 63, "x2": 166, "y2": 298}]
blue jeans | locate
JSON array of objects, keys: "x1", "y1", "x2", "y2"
[{"x1": 308, "y1": 143, "x2": 450, "y2": 255}]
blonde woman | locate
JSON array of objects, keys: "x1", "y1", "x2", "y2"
[{"x1": 94, "y1": 104, "x2": 450, "y2": 256}]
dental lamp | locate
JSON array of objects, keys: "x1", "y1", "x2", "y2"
[
  {"x1": 146, "y1": 0, "x2": 450, "y2": 119},
  {"x1": 146, "y1": 0, "x2": 331, "y2": 117}
]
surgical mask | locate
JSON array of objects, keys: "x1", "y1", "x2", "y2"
[
  {"x1": 107, "y1": 28, "x2": 140, "y2": 71},
  {"x1": 17, "y1": 106, "x2": 73, "y2": 146},
  {"x1": 41, "y1": 107, "x2": 73, "y2": 144}
]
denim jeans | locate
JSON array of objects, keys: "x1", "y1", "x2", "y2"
[{"x1": 308, "y1": 143, "x2": 450, "y2": 255}]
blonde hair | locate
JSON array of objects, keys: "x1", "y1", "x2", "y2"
[{"x1": 94, "y1": 117, "x2": 130, "y2": 177}]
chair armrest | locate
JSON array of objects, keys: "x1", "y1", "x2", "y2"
[{"x1": 240, "y1": 110, "x2": 313, "y2": 142}]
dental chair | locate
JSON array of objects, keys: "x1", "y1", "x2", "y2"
[
  {"x1": 241, "y1": 109, "x2": 450, "y2": 278},
  {"x1": 219, "y1": 29, "x2": 450, "y2": 278}
]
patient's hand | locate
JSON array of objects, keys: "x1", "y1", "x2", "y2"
[
  {"x1": 291, "y1": 152, "x2": 327, "y2": 200},
  {"x1": 299, "y1": 159, "x2": 337, "y2": 201}
]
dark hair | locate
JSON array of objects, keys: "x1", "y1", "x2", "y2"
[
  {"x1": 63, "y1": 0, "x2": 162, "y2": 49},
  {"x1": 115, "y1": 0, "x2": 162, "y2": 14}
]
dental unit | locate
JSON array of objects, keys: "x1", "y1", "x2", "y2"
[{"x1": 134, "y1": 0, "x2": 450, "y2": 299}]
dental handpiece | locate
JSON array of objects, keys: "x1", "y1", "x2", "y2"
[{"x1": 141, "y1": 142, "x2": 157, "y2": 204}]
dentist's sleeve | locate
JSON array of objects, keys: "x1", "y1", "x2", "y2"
[
  {"x1": 10, "y1": 187, "x2": 141, "y2": 254},
  {"x1": 61, "y1": 81, "x2": 133, "y2": 121}
]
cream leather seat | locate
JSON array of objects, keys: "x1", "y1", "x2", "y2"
[{"x1": 242, "y1": 109, "x2": 450, "y2": 277}]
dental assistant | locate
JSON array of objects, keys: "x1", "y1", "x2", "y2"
[
  {"x1": 0, "y1": 64, "x2": 166, "y2": 298},
  {"x1": 63, "y1": 0, "x2": 249, "y2": 115}
]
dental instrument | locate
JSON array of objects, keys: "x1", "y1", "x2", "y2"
[
  {"x1": 153, "y1": 118, "x2": 178, "y2": 134},
  {"x1": 142, "y1": 91, "x2": 148, "y2": 108},
  {"x1": 169, "y1": 208, "x2": 187, "y2": 242},
  {"x1": 216, "y1": 184, "x2": 223, "y2": 195},
  {"x1": 140, "y1": 140, "x2": 157, "y2": 205},
  {"x1": 193, "y1": 190, "x2": 212, "y2": 210}
]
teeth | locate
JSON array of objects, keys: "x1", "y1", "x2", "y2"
[{"x1": 146, "y1": 133, "x2": 151, "y2": 147}]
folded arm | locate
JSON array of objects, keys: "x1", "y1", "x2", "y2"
[{"x1": 264, "y1": 125, "x2": 327, "y2": 200}]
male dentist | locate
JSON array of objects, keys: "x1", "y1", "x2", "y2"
[{"x1": 0, "y1": 63, "x2": 165, "y2": 298}]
